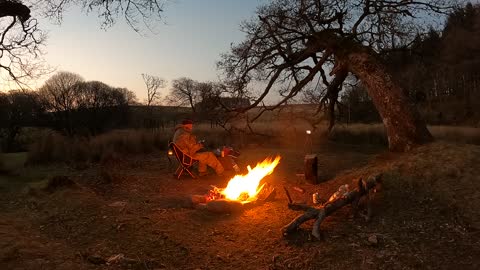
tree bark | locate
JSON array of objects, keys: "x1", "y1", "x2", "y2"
[{"x1": 340, "y1": 46, "x2": 433, "y2": 151}]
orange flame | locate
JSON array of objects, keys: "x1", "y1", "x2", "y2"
[{"x1": 221, "y1": 156, "x2": 281, "y2": 202}]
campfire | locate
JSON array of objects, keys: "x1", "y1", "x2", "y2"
[{"x1": 208, "y1": 155, "x2": 281, "y2": 203}]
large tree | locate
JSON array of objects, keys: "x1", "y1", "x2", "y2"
[
  {"x1": 218, "y1": 0, "x2": 460, "y2": 152},
  {"x1": 166, "y1": 77, "x2": 200, "y2": 112},
  {"x1": 0, "y1": 89, "x2": 45, "y2": 151},
  {"x1": 142, "y1": 73, "x2": 166, "y2": 106},
  {"x1": 37, "y1": 71, "x2": 136, "y2": 134},
  {"x1": 0, "y1": 0, "x2": 165, "y2": 84}
]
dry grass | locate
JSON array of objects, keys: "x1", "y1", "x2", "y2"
[
  {"x1": 24, "y1": 122, "x2": 480, "y2": 165},
  {"x1": 327, "y1": 123, "x2": 480, "y2": 146},
  {"x1": 0, "y1": 154, "x2": 4, "y2": 173},
  {"x1": 388, "y1": 142, "x2": 480, "y2": 229},
  {"x1": 429, "y1": 125, "x2": 480, "y2": 144},
  {"x1": 328, "y1": 123, "x2": 388, "y2": 146},
  {"x1": 26, "y1": 129, "x2": 173, "y2": 165}
]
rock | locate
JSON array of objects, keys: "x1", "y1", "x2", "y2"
[
  {"x1": 206, "y1": 199, "x2": 243, "y2": 213},
  {"x1": 108, "y1": 201, "x2": 127, "y2": 208},
  {"x1": 87, "y1": 255, "x2": 106, "y2": 265},
  {"x1": 367, "y1": 234, "x2": 378, "y2": 246},
  {"x1": 42, "y1": 175, "x2": 77, "y2": 193},
  {"x1": 106, "y1": 253, "x2": 125, "y2": 264},
  {"x1": 191, "y1": 195, "x2": 207, "y2": 204}
]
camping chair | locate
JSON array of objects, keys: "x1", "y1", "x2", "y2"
[{"x1": 168, "y1": 142, "x2": 199, "y2": 179}]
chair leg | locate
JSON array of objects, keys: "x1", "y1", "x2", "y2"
[
  {"x1": 185, "y1": 168, "x2": 197, "y2": 179},
  {"x1": 174, "y1": 166, "x2": 182, "y2": 177},
  {"x1": 174, "y1": 164, "x2": 197, "y2": 180},
  {"x1": 177, "y1": 168, "x2": 185, "y2": 179}
]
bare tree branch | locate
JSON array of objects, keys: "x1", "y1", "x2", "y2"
[{"x1": 141, "y1": 73, "x2": 165, "y2": 106}]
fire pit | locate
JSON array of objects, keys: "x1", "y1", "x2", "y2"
[{"x1": 192, "y1": 156, "x2": 281, "y2": 213}]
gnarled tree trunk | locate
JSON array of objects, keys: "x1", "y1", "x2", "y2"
[
  {"x1": 334, "y1": 43, "x2": 433, "y2": 152},
  {"x1": 310, "y1": 31, "x2": 433, "y2": 152}
]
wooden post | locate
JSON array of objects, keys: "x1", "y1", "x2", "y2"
[{"x1": 304, "y1": 154, "x2": 318, "y2": 184}]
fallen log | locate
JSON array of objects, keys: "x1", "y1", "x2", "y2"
[{"x1": 282, "y1": 174, "x2": 382, "y2": 239}]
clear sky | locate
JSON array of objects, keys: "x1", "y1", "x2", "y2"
[{"x1": 30, "y1": 0, "x2": 266, "y2": 102}]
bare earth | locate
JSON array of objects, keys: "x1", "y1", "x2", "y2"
[{"x1": 1, "y1": 142, "x2": 479, "y2": 270}]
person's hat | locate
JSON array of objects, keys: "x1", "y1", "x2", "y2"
[{"x1": 182, "y1": 119, "x2": 193, "y2": 125}]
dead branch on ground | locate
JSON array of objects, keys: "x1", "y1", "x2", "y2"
[{"x1": 282, "y1": 174, "x2": 382, "y2": 239}]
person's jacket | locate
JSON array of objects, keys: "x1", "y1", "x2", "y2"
[{"x1": 172, "y1": 124, "x2": 203, "y2": 156}]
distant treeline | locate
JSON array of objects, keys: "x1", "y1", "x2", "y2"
[{"x1": 340, "y1": 2, "x2": 480, "y2": 126}]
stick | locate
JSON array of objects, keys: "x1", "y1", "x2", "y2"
[{"x1": 283, "y1": 186, "x2": 293, "y2": 204}]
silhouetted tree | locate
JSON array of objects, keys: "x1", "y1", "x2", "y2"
[
  {"x1": 117, "y1": 87, "x2": 139, "y2": 105},
  {"x1": 0, "y1": 0, "x2": 47, "y2": 85},
  {"x1": 380, "y1": 2, "x2": 480, "y2": 124},
  {"x1": 37, "y1": 71, "x2": 136, "y2": 134},
  {"x1": 142, "y1": 73, "x2": 166, "y2": 106},
  {"x1": 73, "y1": 81, "x2": 134, "y2": 134},
  {"x1": 0, "y1": 90, "x2": 45, "y2": 151},
  {"x1": 38, "y1": 71, "x2": 84, "y2": 134},
  {"x1": 218, "y1": 0, "x2": 459, "y2": 151},
  {"x1": 166, "y1": 77, "x2": 200, "y2": 112},
  {"x1": 0, "y1": 0, "x2": 166, "y2": 83}
]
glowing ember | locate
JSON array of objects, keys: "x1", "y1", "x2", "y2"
[{"x1": 219, "y1": 156, "x2": 281, "y2": 202}]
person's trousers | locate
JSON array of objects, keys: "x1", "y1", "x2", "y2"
[{"x1": 194, "y1": 152, "x2": 225, "y2": 175}]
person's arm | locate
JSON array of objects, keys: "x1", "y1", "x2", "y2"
[{"x1": 188, "y1": 134, "x2": 203, "y2": 153}]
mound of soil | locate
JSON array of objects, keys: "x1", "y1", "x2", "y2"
[{"x1": 328, "y1": 142, "x2": 480, "y2": 230}]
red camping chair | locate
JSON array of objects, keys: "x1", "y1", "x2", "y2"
[{"x1": 169, "y1": 142, "x2": 199, "y2": 179}]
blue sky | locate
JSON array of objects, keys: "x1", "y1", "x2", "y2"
[{"x1": 34, "y1": 0, "x2": 266, "y2": 102}]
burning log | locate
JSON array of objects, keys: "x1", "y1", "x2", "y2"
[
  {"x1": 282, "y1": 174, "x2": 382, "y2": 240},
  {"x1": 206, "y1": 199, "x2": 244, "y2": 213},
  {"x1": 190, "y1": 156, "x2": 282, "y2": 213},
  {"x1": 193, "y1": 187, "x2": 278, "y2": 213}
]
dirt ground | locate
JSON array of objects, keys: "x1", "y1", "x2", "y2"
[{"x1": 1, "y1": 142, "x2": 479, "y2": 270}]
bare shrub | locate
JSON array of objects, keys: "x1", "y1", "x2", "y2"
[
  {"x1": 26, "y1": 130, "x2": 69, "y2": 164},
  {"x1": 27, "y1": 129, "x2": 172, "y2": 165}
]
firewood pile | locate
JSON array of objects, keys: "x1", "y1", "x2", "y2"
[
  {"x1": 282, "y1": 174, "x2": 383, "y2": 239},
  {"x1": 191, "y1": 184, "x2": 277, "y2": 213}
]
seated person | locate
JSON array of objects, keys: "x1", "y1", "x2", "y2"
[{"x1": 173, "y1": 119, "x2": 225, "y2": 177}]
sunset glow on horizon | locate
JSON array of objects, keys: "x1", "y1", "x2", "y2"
[{"x1": 1, "y1": 0, "x2": 266, "y2": 102}]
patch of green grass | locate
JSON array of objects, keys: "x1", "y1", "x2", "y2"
[{"x1": 0, "y1": 152, "x2": 72, "y2": 191}]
